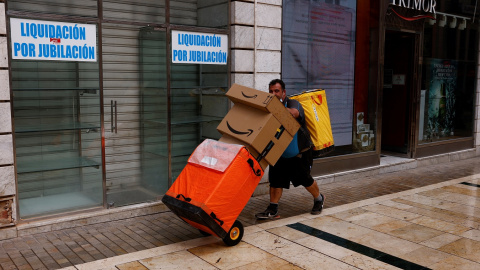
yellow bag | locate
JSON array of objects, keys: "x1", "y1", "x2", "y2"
[{"x1": 290, "y1": 89, "x2": 334, "y2": 156}]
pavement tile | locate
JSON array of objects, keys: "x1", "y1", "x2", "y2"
[{"x1": 0, "y1": 156, "x2": 480, "y2": 269}]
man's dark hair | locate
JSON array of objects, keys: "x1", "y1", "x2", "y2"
[{"x1": 269, "y1": 79, "x2": 285, "y2": 90}]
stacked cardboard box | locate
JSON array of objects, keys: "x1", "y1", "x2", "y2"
[{"x1": 217, "y1": 84, "x2": 300, "y2": 170}]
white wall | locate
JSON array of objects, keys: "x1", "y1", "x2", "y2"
[
  {"x1": 230, "y1": 0, "x2": 282, "y2": 91},
  {"x1": 0, "y1": 1, "x2": 18, "y2": 239}
]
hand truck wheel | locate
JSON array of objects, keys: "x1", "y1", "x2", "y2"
[{"x1": 222, "y1": 220, "x2": 244, "y2": 246}]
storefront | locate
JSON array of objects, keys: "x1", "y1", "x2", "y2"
[
  {"x1": 2, "y1": 0, "x2": 230, "y2": 221},
  {"x1": 0, "y1": 0, "x2": 479, "y2": 237},
  {"x1": 281, "y1": 0, "x2": 479, "y2": 175}
]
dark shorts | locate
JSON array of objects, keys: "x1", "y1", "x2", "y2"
[{"x1": 268, "y1": 148, "x2": 314, "y2": 189}]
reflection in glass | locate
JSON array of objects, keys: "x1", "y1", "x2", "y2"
[{"x1": 420, "y1": 18, "x2": 477, "y2": 144}]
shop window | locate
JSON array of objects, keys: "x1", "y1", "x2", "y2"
[
  {"x1": 11, "y1": 59, "x2": 103, "y2": 219},
  {"x1": 8, "y1": 0, "x2": 229, "y2": 217},
  {"x1": 170, "y1": 0, "x2": 228, "y2": 28},
  {"x1": 8, "y1": 0, "x2": 97, "y2": 17},
  {"x1": 420, "y1": 7, "x2": 478, "y2": 143},
  {"x1": 103, "y1": 0, "x2": 165, "y2": 24},
  {"x1": 282, "y1": 0, "x2": 377, "y2": 156}
]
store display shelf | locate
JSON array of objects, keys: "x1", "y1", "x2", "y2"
[
  {"x1": 15, "y1": 122, "x2": 100, "y2": 133},
  {"x1": 145, "y1": 115, "x2": 222, "y2": 126},
  {"x1": 17, "y1": 156, "x2": 101, "y2": 174},
  {"x1": 13, "y1": 88, "x2": 98, "y2": 94}
]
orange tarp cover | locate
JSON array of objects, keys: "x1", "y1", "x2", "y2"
[{"x1": 166, "y1": 140, "x2": 263, "y2": 234}]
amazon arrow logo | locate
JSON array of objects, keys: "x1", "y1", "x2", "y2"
[
  {"x1": 241, "y1": 91, "x2": 257, "y2": 99},
  {"x1": 226, "y1": 121, "x2": 253, "y2": 137}
]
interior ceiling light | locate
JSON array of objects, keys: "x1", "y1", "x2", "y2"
[
  {"x1": 449, "y1": 17, "x2": 457, "y2": 28},
  {"x1": 438, "y1": 15, "x2": 447, "y2": 27},
  {"x1": 458, "y1": 18, "x2": 467, "y2": 30},
  {"x1": 428, "y1": 14, "x2": 436, "y2": 25}
]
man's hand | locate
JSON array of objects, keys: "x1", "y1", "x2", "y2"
[{"x1": 287, "y1": 107, "x2": 299, "y2": 119}]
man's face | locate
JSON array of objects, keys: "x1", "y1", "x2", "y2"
[{"x1": 269, "y1": 83, "x2": 286, "y2": 101}]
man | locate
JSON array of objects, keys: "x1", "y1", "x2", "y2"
[{"x1": 255, "y1": 79, "x2": 325, "y2": 219}]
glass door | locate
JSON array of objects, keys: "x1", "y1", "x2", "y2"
[
  {"x1": 102, "y1": 24, "x2": 168, "y2": 207},
  {"x1": 101, "y1": 1, "x2": 229, "y2": 208}
]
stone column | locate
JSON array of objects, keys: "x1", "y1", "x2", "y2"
[
  {"x1": 476, "y1": 58, "x2": 480, "y2": 155},
  {"x1": 0, "y1": 1, "x2": 17, "y2": 240},
  {"x1": 230, "y1": 0, "x2": 282, "y2": 91},
  {"x1": 230, "y1": 0, "x2": 283, "y2": 194},
  {"x1": 476, "y1": 36, "x2": 480, "y2": 156}
]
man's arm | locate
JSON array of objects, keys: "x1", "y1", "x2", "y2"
[{"x1": 287, "y1": 107, "x2": 300, "y2": 119}]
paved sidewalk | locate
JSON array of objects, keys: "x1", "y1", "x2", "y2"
[
  {"x1": 70, "y1": 172, "x2": 480, "y2": 269},
  {"x1": 1, "y1": 156, "x2": 480, "y2": 270}
]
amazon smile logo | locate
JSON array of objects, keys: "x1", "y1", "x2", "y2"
[
  {"x1": 241, "y1": 91, "x2": 257, "y2": 99},
  {"x1": 226, "y1": 121, "x2": 253, "y2": 136}
]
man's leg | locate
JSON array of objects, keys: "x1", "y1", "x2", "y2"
[
  {"x1": 305, "y1": 181, "x2": 320, "y2": 198},
  {"x1": 306, "y1": 181, "x2": 325, "y2": 215},
  {"x1": 270, "y1": 187, "x2": 283, "y2": 203},
  {"x1": 255, "y1": 187, "x2": 283, "y2": 219}
]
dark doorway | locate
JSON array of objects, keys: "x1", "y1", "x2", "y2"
[{"x1": 381, "y1": 31, "x2": 416, "y2": 156}]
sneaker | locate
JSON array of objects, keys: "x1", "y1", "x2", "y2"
[
  {"x1": 255, "y1": 204, "x2": 279, "y2": 219},
  {"x1": 311, "y1": 194, "x2": 325, "y2": 215}
]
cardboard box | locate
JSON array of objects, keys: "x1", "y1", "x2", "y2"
[
  {"x1": 219, "y1": 134, "x2": 269, "y2": 171},
  {"x1": 217, "y1": 84, "x2": 301, "y2": 166},
  {"x1": 217, "y1": 103, "x2": 293, "y2": 165},
  {"x1": 225, "y1": 84, "x2": 300, "y2": 135}
]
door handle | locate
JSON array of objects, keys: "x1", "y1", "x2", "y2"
[{"x1": 111, "y1": 100, "x2": 117, "y2": 133}]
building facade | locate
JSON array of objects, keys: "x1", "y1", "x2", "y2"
[{"x1": 0, "y1": 0, "x2": 479, "y2": 239}]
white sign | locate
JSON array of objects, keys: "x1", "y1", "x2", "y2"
[
  {"x1": 10, "y1": 18, "x2": 97, "y2": 62},
  {"x1": 392, "y1": 74, "x2": 406, "y2": 85},
  {"x1": 171, "y1": 30, "x2": 227, "y2": 65}
]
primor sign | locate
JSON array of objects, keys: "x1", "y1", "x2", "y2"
[{"x1": 390, "y1": 0, "x2": 437, "y2": 14}]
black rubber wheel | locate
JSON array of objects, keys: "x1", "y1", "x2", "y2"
[
  {"x1": 198, "y1": 229, "x2": 211, "y2": 237},
  {"x1": 222, "y1": 220, "x2": 244, "y2": 246}
]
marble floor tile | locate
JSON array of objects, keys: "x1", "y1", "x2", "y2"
[
  {"x1": 301, "y1": 215, "x2": 374, "y2": 240},
  {"x1": 188, "y1": 242, "x2": 270, "y2": 270},
  {"x1": 388, "y1": 223, "x2": 444, "y2": 243},
  {"x1": 140, "y1": 250, "x2": 217, "y2": 269},
  {"x1": 371, "y1": 219, "x2": 411, "y2": 234},
  {"x1": 418, "y1": 189, "x2": 449, "y2": 198},
  {"x1": 341, "y1": 211, "x2": 400, "y2": 229},
  {"x1": 340, "y1": 253, "x2": 401, "y2": 270},
  {"x1": 294, "y1": 235, "x2": 357, "y2": 259},
  {"x1": 378, "y1": 200, "x2": 414, "y2": 210},
  {"x1": 409, "y1": 216, "x2": 471, "y2": 235},
  {"x1": 361, "y1": 203, "x2": 422, "y2": 221},
  {"x1": 330, "y1": 207, "x2": 370, "y2": 220},
  {"x1": 395, "y1": 196, "x2": 480, "y2": 221},
  {"x1": 242, "y1": 230, "x2": 308, "y2": 258},
  {"x1": 403, "y1": 194, "x2": 462, "y2": 212},
  {"x1": 243, "y1": 231, "x2": 356, "y2": 270},
  {"x1": 350, "y1": 231, "x2": 422, "y2": 257},
  {"x1": 267, "y1": 225, "x2": 311, "y2": 242},
  {"x1": 420, "y1": 233, "x2": 463, "y2": 249},
  {"x1": 280, "y1": 249, "x2": 358, "y2": 270},
  {"x1": 392, "y1": 201, "x2": 480, "y2": 230},
  {"x1": 116, "y1": 261, "x2": 148, "y2": 270},
  {"x1": 438, "y1": 237, "x2": 480, "y2": 263},
  {"x1": 460, "y1": 229, "x2": 480, "y2": 242},
  {"x1": 231, "y1": 256, "x2": 302, "y2": 270},
  {"x1": 430, "y1": 255, "x2": 480, "y2": 270},
  {"x1": 399, "y1": 246, "x2": 450, "y2": 267},
  {"x1": 444, "y1": 185, "x2": 480, "y2": 197},
  {"x1": 422, "y1": 190, "x2": 480, "y2": 208}
]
